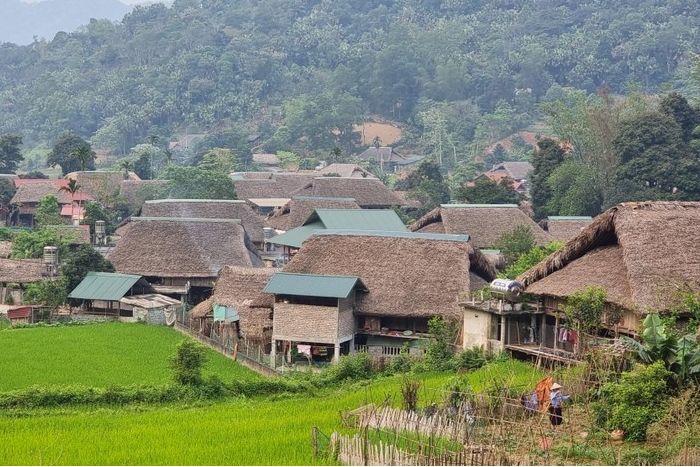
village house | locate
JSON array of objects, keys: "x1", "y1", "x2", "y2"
[
  {"x1": 461, "y1": 201, "x2": 700, "y2": 364},
  {"x1": 409, "y1": 204, "x2": 553, "y2": 249},
  {"x1": 265, "y1": 196, "x2": 361, "y2": 232},
  {"x1": 264, "y1": 230, "x2": 497, "y2": 366},
  {"x1": 267, "y1": 209, "x2": 408, "y2": 261},
  {"x1": 107, "y1": 217, "x2": 263, "y2": 303},
  {"x1": 138, "y1": 199, "x2": 266, "y2": 250},
  {"x1": 9, "y1": 179, "x2": 93, "y2": 227},
  {"x1": 189, "y1": 266, "x2": 277, "y2": 351},
  {"x1": 355, "y1": 146, "x2": 416, "y2": 173},
  {"x1": 290, "y1": 177, "x2": 406, "y2": 209},
  {"x1": 0, "y1": 258, "x2": 45, "y2": 305},
  {"x1": 68, "y1": 271, "x2": 180, "y2": 324},
  {"x1": 313, "y1": 163, "x2": 377, "y2": 178}
]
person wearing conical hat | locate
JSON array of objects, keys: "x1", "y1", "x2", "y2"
[{"x1": 549, "y1": 382, "x2": 570, "y2": 428}]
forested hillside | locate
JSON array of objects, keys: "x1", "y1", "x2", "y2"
[{"x1": 1, "y1": 0, "x2": 699, "y2": 165}]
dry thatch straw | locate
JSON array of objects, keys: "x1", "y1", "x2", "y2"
[
  {"x1": 518, "y1": 201, "x2": 700, "y2": 314},
  {"x1": 290, "y1": 177, "x2": 406, "y2": 208},
  {"x1": 0, "y1": 258, "x2": 44, "y2": 283},
  {"x1": 140, "y1": 199, "x2": 265, "y2": 244},
  {"x1": 107, "y1": 218, "x2": 263, "y2": 278},
  {"x1": 211, "y1": 266, "x2": 277, "y2": 340},
  {"x1": 409, "y1": 204, "x2": 553, "y2": 248},
  {"x1": 282, "y1": 231, "x2": 496, "y2": 320},
  {"x1": 538, "y1": 217, "x2": 593, "y2": 243}
]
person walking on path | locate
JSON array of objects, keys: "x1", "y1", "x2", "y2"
[{"x1": 548, "y1": 383, "x2": 569, "y2": 428}]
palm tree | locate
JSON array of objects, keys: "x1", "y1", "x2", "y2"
[
  {"x1": 118, "y1": 159, "x2": 134, "y2": 179},
  {"x1": 59, "y1": 178, "x2": 81, "y2": 224},
  {"x1": 70, "y1": 145, "x2": 93, "y2": 172}
]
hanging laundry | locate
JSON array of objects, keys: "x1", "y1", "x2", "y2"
[
  {"x1": 297, "y1": 345, "x2": 311, "y2": 357},
  {"x1": 558, "y1": 327, "x2": 568, "y2": 343}
]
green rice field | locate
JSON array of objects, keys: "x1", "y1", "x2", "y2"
[
  {"x1": 0, "y1": 322, "x2": 263, "y2": 390},
  {"x1": 0, "y1": 322, "x2": 543, "y2": 465}
]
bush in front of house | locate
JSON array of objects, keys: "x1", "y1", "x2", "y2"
[{"x1": 591, "y1": 361, "x2": 672, "y2": 441}]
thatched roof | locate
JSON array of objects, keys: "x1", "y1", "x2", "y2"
[
  {"x1": 280, "y1": 231, "x2": 497, "y2": 319},
  {"x1": 189, "y1": 297, "x2": 213, "y2": 319},
  {"x1": 356, "y1": 147, "x2": 408, "y2": 163},
  {"x1": 11, "y1": 181, "x2": 72, "y2": 204},
  {"x1": 66, "y1": 171, "x2": 138, "y2": 199},
  {"x1": 212, "y1": 266, "x2": 277, "y2": 339},
  {"x1": 140, "y1": 199, "x2": 265, "y2": 244},
  {"x1": 107, "y1": 218, "x2": 264, "y2": 278},
  {"x1": 409, "y1": 204, "x2": 553, "y2": 248},
  {"x1": 252, "y1": 153, "x2": 280, "y2": 166},
  {"x1": 315, "y1": 163, "x2": 377, "y2": 178},
  {"x1": 265, "y1": 197, "x2": 361, "y2": 231},
  {"x1": 232, "y1": 179, "x2": 291, "y2": 200},
  {"x1": 517, "y1": 201, "x2": 700, "y2": 314},
  {"x1": 119, "y1": 180, "x2": 167, "y2": 209},
  {"x1": 538, "y1": 216, "x2": 593, "y2": 243},
  {"x1": 290, "y1": 177, "x2": 405, "y2": 208},
  {"x1": 488, "y1": 162, "x2": 533, "y2": 181},
  {"x1": 55, "y1": 225, "x2": 91, "y2": 244},
  {"x1": 0, "y1": 241, "x2": 12, "y2": 258},
  {"x1": 0, "y1": 258, "x2": 44, "y2": 283}
]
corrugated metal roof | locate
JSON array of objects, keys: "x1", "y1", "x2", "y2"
[
  {"x1": 269, "y1": 209, "x2": 408, "y2": 248},
  {"x1": 119, "y1": 294, "x2": 181, "y2": 308},
  {"x1": 310, "y1": 209, "x2": 408, "y2": 231},
  {"x1": 263, "y1": 272, "x2": 368, "y2": 298},
  {"x1": 316, "y1": 230, "x2": 471, "y2": 242},
  {"x1": 68, "y1": 272, "x2": 144, "y2": 301},
  {"x1": 268, "y1": 223, "x2": 322, "y2": 248}
]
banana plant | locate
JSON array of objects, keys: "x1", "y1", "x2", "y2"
[{"x1": 620, "y1": 313, "x2": 700, "y2": 388}]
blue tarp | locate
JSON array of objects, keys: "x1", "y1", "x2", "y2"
[{"x1": 213, "y1": 303, "x2": 239, "y2": 322}]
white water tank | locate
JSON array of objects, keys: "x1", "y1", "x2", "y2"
[
  {"x1": 489, "y1": 279, "x2": 523, "y2": 302},
  {"x1": 43, "y1": 246, "x2": 58, "y2": 276}
]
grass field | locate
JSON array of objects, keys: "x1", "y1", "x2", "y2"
[
  {"x1": 0, "y1": 322, "x2": 549, "y2": 465},
  {"x1": 0, "y1": 322, "x2": 263, "y2": 390}
]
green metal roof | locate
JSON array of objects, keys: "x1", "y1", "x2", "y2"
[
  {"x1": 317, "y1": 230, "x2": 470, "y2": 242},
  {"x1": 268, "y1": 222, "x2": 323, "y2": 248},
  {"x1": 440, "y1": 204, "x2": 519, "y2": 208},
  {"x1": 263, "y1": 272, "x2": 368, "y2": 298},
  {"x1": 68, "y1": 272, "x2": 144, "y2": 301},
  {"x1": 269, "y1": 209, "x2": 408, "y2": 248}
]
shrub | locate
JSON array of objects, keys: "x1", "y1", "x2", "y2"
[
  {"x1": 425, "y1": 317, "x2": 457, "y2": 371},
  {"x1": 591, "y1": 361, "x2": 671, "y2": 441},
  {"x1": 320, "y1": 352, "x2": 373, "y2": 384},
  {"x1": 170, "y1": 340, "x2": 207, "y2": 386}
]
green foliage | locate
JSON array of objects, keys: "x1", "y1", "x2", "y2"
[
  {"x1": 546, "y1": 159, "x2": 602, "y2": 216},
  {"x1": 564, "y1": 286, "x2": 608, "y2": 334},
  {"x1": 398, "y1": 159, "x2": 450, "y2": 217},
  {"x1": 425, "y1": 316, "x2": 457, "y2": 371},
  {"x1": 197, "y1": 147, "x2": 239, "y2": 174},
  {"x1": 451, "y1": 346, "x2": 507, "y2": 372},
  {"x1": 530, "y1": 138, "x2": 566, "y2": 221},
  {"x1": 493, "y1": 224, "x2": 537, "y2": 265},
  {"x1": 0, "y1": 133, "x2": 23, "y2": 174},
  {"x1": 400, "y1": 377, "x2": 420, "y2": 412},
  {"x1": 11, "y1": 227, "x2": 73, "y2": 259},
  {"x1": 34, "y1": 194, "x2": 64, "y2": 227},
  {"x1": 80, "y1": 201, "x2": 114, "y2": 236},
  {"x1": 320, "y1": 352, "x2": 373, "y2": 383},
  {"x1": 500, "y1": 241, "x2": 562, "y2": 279},
  {"x1": 170, "y1": 340, "x2": 207, "y2": 386},
  {"x1": 453, "y1": 177, "x2": 521, "y2": 205},
  {"x1": 22, "y1": 277, "x2": 69, "y2": 308},
  {"x1": 47, "y1": 133, "x2": 95, "y2": 176},
  {"x1": 159, "y1": 165, "x2": 237, "y2": 200},
  {"x1": 62, "y1": 244, "x2": 115, "y2": 294},
  {"x1": 592, "y1": 361, "x2": 671, "y2": 441},
  {"x1": 0, "y1": 177, "x2": 16, "y2": 211}
]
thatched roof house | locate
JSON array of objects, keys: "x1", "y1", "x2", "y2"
[
  {"x1": 209, "y1": 266, "x2": 277, "y2": 342},
  {"x1": 231, "y1": 173, "x2": 316, "y2": 201},
  {"x1": 409, "y1": 204, "x2": 552, "y2": 249},
  {"x1": 11, "y1": 181, "x2": 74, "y2": 205},
  {"x1": 0, "y1": 258, "x2": 44, "y2": 283},
  {"x1": 517, "y1": 202, "x2": 700, "y2": 319},
  {"x1": 280, "y1": 231, "x2": 497, "y2": 320},
  {"x1": 65, "y1": 171, "x2": 139, "y2": 199},
  {"x1": 119, "y1": 180, "x2": 167, "y2": 212},
  {"x1": 538, "y1": 216, "x2": 593, "y2": 243},
  {"x1": 290, "y1": 177, "x2": 405, "y2": 208},
  {"x1": 314, "y1": 163, "x2": 376, "y2": 178},
  {"x1": 265, "y1": 196, "x2": 361, "y2": 232},
  {"x1": 107, "y1": 217, "x2": 263, "y2": 290},
  {"x1": 139, "y1": 199, "x2": 265, "y2": 245},
  {"x1": 487, "y1": 162, "x2": 533, "y2": 181}
]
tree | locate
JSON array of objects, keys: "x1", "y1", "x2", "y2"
[
  {"x1": 198, "y1": 148, "x2": 238, "y2": 173},
  {"x1": 22, "y1": 277, "x2": 69, "y2": 310},
  {"x1": 398, "y1": 159, "x2": 450, "y2": 217},
  {"x1": 59, "y1": 178, "x2": 81, "y2": 224},
  {"x1": 80, "y1": 201, "x2": 114, "y2": 237},
  {"x1": 546, "y1": 159, "x2": 602, "y2": 216},
  {"x1": 160, "y1": 166, "x2": 237, "y2": 200},
  {"x1": 493, "y1": 224, "x2": 536, "y2": 265},
  {"x1": 170, "y1": 339, "x2": 206, "y2": 386},
  {"x1": 0, "y1": 178, "x2": 16, "y2": 225},
  {"x1": 62, "y1": 244, "x2": 115, "y2": 295},
  {"x1": 453, "y1": 177, "x2": 521, "y2": 205},
  {"x1": 118, "y1": 159, "x2": 134, "y2": 178},
  {"x1": 35, "y1": 194, "x2": 65, "y2": 227},
  {"x1": 11, "y1": 227, "x2": 75, "y2": 260},
  {"x1": 529, "y1": 138, "x2": 565, "y2": 221},
  {"x1": 0, "y1": 134, "x2": 23, "y2": 174},
  {"x1": 18, "y1": 171, "x2": 49, "y2": 179},
  {"x1": 47, "y1": 133, "x2": 96, "y2": 176}
]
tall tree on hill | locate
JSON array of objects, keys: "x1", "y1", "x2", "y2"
[
  {"x1": 397, "y1": 159, "x2": 450, "y2": 217},
  {"x1": 0, "y1": 134, "x2": 23, "y2": 174},
  {"x1": 530, "y1": 138, "x2": 565, "y2": 221},
  {"x1": 47, "y1": 133, "x2": 96, "y2": 176}
]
